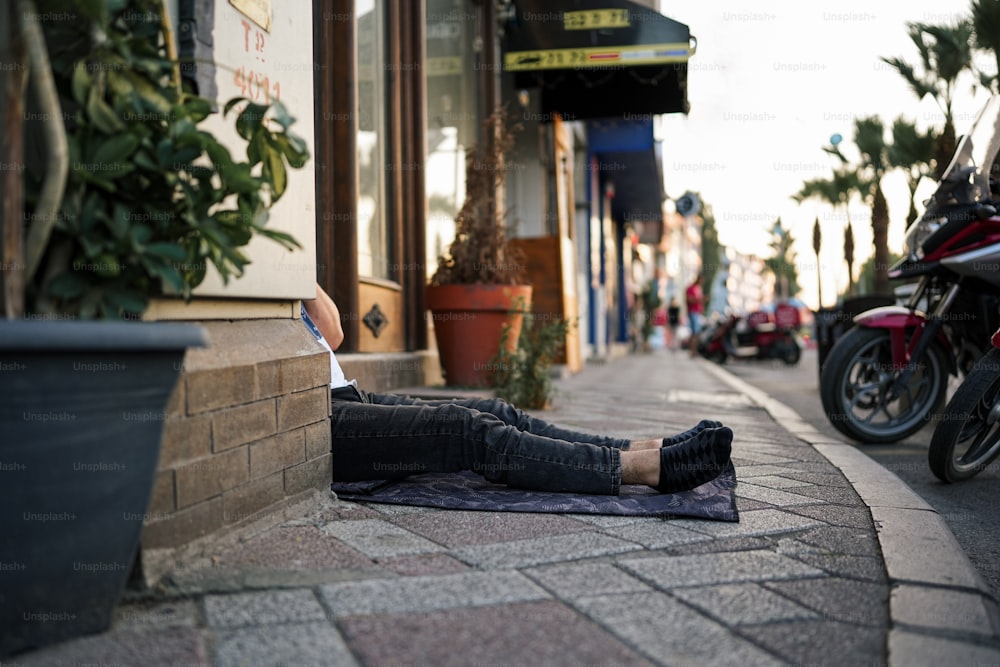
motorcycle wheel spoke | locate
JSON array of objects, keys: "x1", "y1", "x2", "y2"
[
  {"x1": 850, "y1": 367, "x2": 933, "y2": 430},
  {"x1": 960, "y1": 430, "x2": 993, "y2": 462},
  {"x1": 869, "y1": 396, "x2": 906, "y2": 427},
  {"x1": 894, "y1": 374, "x2": 928, "y2": 411},
  {"x1": 956, "y1": 384, "x2": 1000, "y2": 467},
  {"x1": 846, "y1": 349, "x2": 902, "y2": 427},
  {"x1": 849, "y1": 382, "x2": 895, "y2": 426}
]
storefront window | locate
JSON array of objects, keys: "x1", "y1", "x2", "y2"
[
  {"x1": 357, "y1": 0, "x2": 390, "y2": 279},
  {"x1": 424, "y1": 0, "x2": 477, "y2": 272}
]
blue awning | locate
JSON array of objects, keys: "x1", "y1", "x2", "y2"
[
  {"x1": 588, "y1": 118, "x2": 664, "y2": 243},
  {"x1": 605, "y1": 148, "x2": 664, "y2": 243}
]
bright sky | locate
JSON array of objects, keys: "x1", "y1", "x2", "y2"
[{"x1": 658, "y1": 0, "x2": 992, "y2": 310}]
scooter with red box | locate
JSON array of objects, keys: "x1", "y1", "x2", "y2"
[{"x1": 699, "y1": 303, "x2": 802, "y2": 365}]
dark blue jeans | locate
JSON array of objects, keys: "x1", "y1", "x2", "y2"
[{"x1": 329, "y1": 387, "x2": 631, "y2": 495}]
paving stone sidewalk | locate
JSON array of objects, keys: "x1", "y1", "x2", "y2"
[{"x1": 19, "y1": 352, "x2": 1000, "y2": 666}]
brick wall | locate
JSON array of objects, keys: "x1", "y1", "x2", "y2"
[
  {"x1": 141, "y1": 319, "x2": 331, "y2": 550},
  {"x1": 337, "y1": 350, "x2": 443, "y2": 394}
]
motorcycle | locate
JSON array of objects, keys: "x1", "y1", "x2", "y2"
[
  {"x1": 928, "y1": 326, "x2": 1000, "y2": 482},
  {"x1": 699, "y1": 304, "x2": 802, "y2": 365},
  {"x1": 819, "y1": 94, "x2": 1000, "y2": 444}
]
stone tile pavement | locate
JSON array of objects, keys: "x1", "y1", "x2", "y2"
[{"x1": 16, "y1": 352, "x2": 1000, "y2": 666}]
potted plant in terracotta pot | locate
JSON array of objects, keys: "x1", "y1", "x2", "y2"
[
  {"x1": 426, "y1": 107, "x2": 532, "y2": 388},
  {"x1": 0, "y1": 0, "x2": 308, "y2": 655}
]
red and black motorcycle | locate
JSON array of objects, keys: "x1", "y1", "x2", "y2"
[
  {"x1": 928, "y1": 326, "x2": 1000, "y2": 481},
  {"x1": 699, "y1": 304, "x2": 802, "y2": 365},
  {"x1": 819, "y1": 95, "x2": 1000, "y2": 444}
]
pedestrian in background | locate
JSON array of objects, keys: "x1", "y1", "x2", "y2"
[
  {"x1": 666, "y1": 298, "x2": 680, "y2": 351},
  {"x1": 686, "y1": 274, "x2": 704, "y2": 357},
  {"x1": 627, "y1": 250, "x2": 647, "y2": 352}
]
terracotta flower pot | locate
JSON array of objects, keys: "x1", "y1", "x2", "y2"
[{"x1": 426, "y1": 284, "x2": 532, "y2": 388}]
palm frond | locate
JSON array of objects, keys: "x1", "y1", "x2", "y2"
[{"x1": 853, "y1": 116, "x2": 888, "y2": 176}]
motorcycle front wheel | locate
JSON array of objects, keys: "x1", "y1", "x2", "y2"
[
  {"x1": 699, "y1": 337, "x2": 727, "y2": 364},
  {"x1": 928, "y1": 348, "x2": 1000, "y2": 482},
  {"x1": 820, "y1": 327, "x2": 950, "y2": 444},
  {"x1": 780, "y1": 338, "x2": 801, "y2": 366},
  {"x1": 704, "y1": 346, "x2": 726, "y2": 364}
]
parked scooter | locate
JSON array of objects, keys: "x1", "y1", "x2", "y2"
[
  {"x1": 928, "y1": 326, "x2": 1000, "y2": 482},
  {"x1": 699, "y1": 304, "x2": 802, "y2": 365},
  {"x1": 819, "y1": 95, "x2": 1000, "y2": 444}
]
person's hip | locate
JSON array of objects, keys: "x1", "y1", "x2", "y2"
[{"x1": 330, "y1": 384, "x2": 369, "y2": 403}]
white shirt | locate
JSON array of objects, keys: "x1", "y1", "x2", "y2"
[{"x1": 300, "y1": 305, "x2": 353, "y2": 389}]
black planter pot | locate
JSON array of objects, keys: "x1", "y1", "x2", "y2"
[{"x1": 0, "y1": 320, "x2": 206, "y2": 657}]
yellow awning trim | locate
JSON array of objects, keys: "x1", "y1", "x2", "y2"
[{"x1": 504, "y1": 42, "x2": 691, "y2": 71}]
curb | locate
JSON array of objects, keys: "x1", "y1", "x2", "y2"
[{"x1": 699, "y1": 359, "x2": 1000, "y2": 664}]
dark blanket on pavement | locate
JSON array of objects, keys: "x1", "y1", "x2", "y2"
[{"x1": 330, "y1": 461, "x2": 738, "y2": 522}]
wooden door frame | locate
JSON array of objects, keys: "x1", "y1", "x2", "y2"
[
  {"x1": 313, "y1": 0, "x2": 358, "y2": 348},
  {"x1": 313, "y1": 0, "x2": 426, "y2": 352}
]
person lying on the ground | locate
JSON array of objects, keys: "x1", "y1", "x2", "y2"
[{"x1": 303, "y1": 285, "x2": 732, "y2": 496}]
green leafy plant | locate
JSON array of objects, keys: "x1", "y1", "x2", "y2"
[
  {"x1": 490, "y1": 298, "x2": 573, "y2": 409},
  {"x1": 17, "y1": 0, "x2": 307, "y2": 318}
]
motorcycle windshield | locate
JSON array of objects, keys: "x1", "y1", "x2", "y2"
[{"x1": 935, "y1": 94, "x2": 1000, "y2": 205}]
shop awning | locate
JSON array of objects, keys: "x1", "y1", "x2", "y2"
[
  {"x1": 589, "y1": 118, "x2": 665, "y2": 243},
  {"x1": 503, "y1": 0, "x2": 694, "y2": 119},
  {"x1": 605, "y1": 147, "x2": 665, "y2": 243}
]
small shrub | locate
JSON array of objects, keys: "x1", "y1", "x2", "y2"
[{"x1": 490, "y1": 298, "x2": 573, "y2": 409}]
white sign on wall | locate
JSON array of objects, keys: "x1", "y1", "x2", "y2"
[{"x1": 194, "y1": 0, "x2": 316, "y2": 301}]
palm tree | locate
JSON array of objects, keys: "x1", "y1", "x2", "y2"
[
  {"x1": 888, "y1": 117, "x2": 936, "y2": 228},
  {"x1": 881, "y1": 20, "x2": 975, "y2": 178},
  {"x1": 795, "y1": 175, "x2": 840, "y2": 211},
  {"x1": 794, "y1": 166, "x2": 863, "y2": 228},
  {"x1": 700, "y1": 200, "x2": 721, "y2": 309},
  {"x1": 823, "y1": 117, "x2": 894, "y2": 295},
  {"x1": 795, "y1": 176, "x2": 836, "y2": 307},
  {"x1": 795, "y1": 155, "x2": 871, "y2": 291},
  {"x1": 850, "y1": 117, "x2": 892, "y2": 295},
  {"x1": 764, "y1": 218, "x2": 799, "y2": 300},
  {"x1": 812, "y1": 217, "x2": 823, "y2": 308},
  {"x1": 971, "y1": 0, "x2": 1000, "y2": 91},
  {"x1": 844, "y1": 223, "x2": 855, "y2": 298}
]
